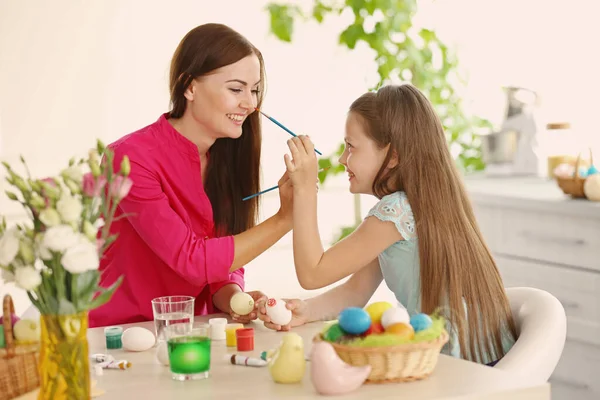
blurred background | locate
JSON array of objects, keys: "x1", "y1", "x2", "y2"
[{"x1": 1, "y1": 1, "x2": 599, "y2": 397}]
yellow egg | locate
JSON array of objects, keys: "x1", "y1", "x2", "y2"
[
  {"x1": 364, "y1": 301, "x2": 393, "y2": 324},
  {"x1": 385, "y1": 323, "x2": 415, "y2": 340}
]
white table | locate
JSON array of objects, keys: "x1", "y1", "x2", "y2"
[{"x1": 18, "y1": 314, "x2": 550, "y2": 399}]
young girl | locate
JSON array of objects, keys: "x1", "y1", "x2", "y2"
[{"x1": 259, "y1": 84, "x2": 517, "y2": 365}]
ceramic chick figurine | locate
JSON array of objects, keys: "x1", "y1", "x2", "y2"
[
  {"x1": 268, "y1": 332, "x2": 306, "y2": 384},
  {"x1": 310, "y1": 341, "x2": 371, "y2": 395}
]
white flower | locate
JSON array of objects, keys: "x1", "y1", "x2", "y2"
[
  {"x1": 56, "y1": 194, "x2": 82, "y2": 224},
  {"x1": 35, "y1": 234, "x2": 53, "y2": 260},
  {"x1": 61, "y1": 236, "x2": 99, "y2": 273},
  {"x1": 61, "y1": 165, "x2": 83, "y2": 184},
  {"x1": 14, "y1": 265, "x2": 42, "y2": 290},
  {"x1": 42, "y1": 225, "x2": 79, "y2": 253},
  {"x1": 1, "y1": 268, "x2": 15, "y2": 283},
  {"x1": 39, "y1": 208, "x2": 62, "y2": 227},
  {"x1": 0, "y1": 227, "x2": 20, "y2": 266}
]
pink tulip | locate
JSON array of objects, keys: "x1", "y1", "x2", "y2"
[
  {"x1": 82, "y1": 173, "x2": 107, "y2": 197},
  {"x1": 109, "y1": 176, "x2": 133, "y2": 199}
]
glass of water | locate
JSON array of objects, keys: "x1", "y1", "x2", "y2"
[
  {"x1": 167, "y1": 323, "x2": 211, "y2": 381},
  {"x1": 151, "y1": 296, "x2": 195, "y2": 343}
]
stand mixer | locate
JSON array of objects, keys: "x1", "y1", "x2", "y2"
[{"x1": 480, "y1": 86, "x2": 545, "y2": 176}]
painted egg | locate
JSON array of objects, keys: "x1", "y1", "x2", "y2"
[
  {"x1": 338, "y1": 307, "x2": 371, "y2": 335},
  {"x1": 386, "y1": 322, "x2": 414, "y2": 339},
  {"x1": 364, "y1": 322, "x2": 384, "y2": 336},
  {"x1": 323, "y1": 323, "x2": 345, "y2": 342},
  {"x1": 410, "y1": 313, "x2": 433, "y2": 332},
  {"x1": 588, "y1": 165, "x2": 599, "y2": 175},
  {"x1": 381, "y1": 307, "x2": 409, "y2": 329},
  {"x1": 122, "y1": 327, "x2": 156, "y2": 352},
  {"x1": 230, "y1": 292, "x2": 255, "y2": 315},
  {"x1": 265, "y1": 298, "x2": 292, "y2": 326},
  {"x1": 364, "y1": 301, "x2": 393, "y2": 325}
]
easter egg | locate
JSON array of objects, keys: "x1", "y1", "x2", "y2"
[
  {"x1": 410, "y1": 313, "x2": 433, "y2": 332},
  {"x1": 338, "y1": 307, "x2": 371, "y2": 335},
  {"x1": 364, "y1": 322, "x2": 384, "y2": 336},
  {"x1": 381, "y1": 307, "x2": 410, "y2": 329},
  {"x1": 386, "y1": 322, "x2": 414, "y2": 339},
  {"x1": 1, "y1": 313, "x2": 20, "y2": 328},
  {"x1": 122, "y1": 327, "x2": 156, "y2": 351},
  {"x1": 323, "y1": 323, "x2": 345, "y2": 342},
  {"x1": 364, "y1": 301, "x2": 393, "y2": 324},
  {"x1": 265, "y1": 298, "x2": 292, "y2": 326},
  {"x1": 230, "y1": 292, "x2": 255, "y2": 316},
  {"x1": 13, "y1": 319, "x2": 40, "y2": 342},
  {"x1": 588, "y1": 165, "x2": 599, "y2": 175}
]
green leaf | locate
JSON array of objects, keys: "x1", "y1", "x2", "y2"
[
  {"x1": 312, "y1": 1, "x2": 332, "y2": 22},
  {"x1": 267, "y1": 4, "x2": 297, "y2": 42},
  {"x1": 59, "y1": 298, "x2": 77, "y2": 315},
  {"x1": 339, "y1": 24, "x2": 365, "y2": 49},
  {"x1": 318, "y1": 158, "x2": 333, "y2": 170},
  {"x1": 88, "y1": 276, "x2": 124, "y2": 310},
  {"x1": 74, "y1": 270, "x2": 100, "y2": 311}
]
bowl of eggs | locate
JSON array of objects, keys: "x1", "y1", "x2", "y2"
[{"x1": 314, "y1": 302, "x2": 448, "y2": 383}]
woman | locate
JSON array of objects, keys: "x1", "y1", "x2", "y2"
[{"x1": 89, "y1": 23, "x2": 292, "y2": 328}]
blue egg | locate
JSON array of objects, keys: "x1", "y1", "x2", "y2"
[
  {"x1": 338, "y1": 307, "x2": 371, "y2": 335},
  {"x1": 410, "y1": 313, "x2": 433, "y2": 332},
  {"x1": 588, "y1": 165, "x2": 599, "y2": 176}
]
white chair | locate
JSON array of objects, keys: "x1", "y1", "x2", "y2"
[{"x1": 495, "y1": 287, "x2": 567, "y2": 383}]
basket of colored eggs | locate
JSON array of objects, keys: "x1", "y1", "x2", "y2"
[
  {"x1": 314, "y1": 302, "x2": 448, "y2": 383},
  {"x1": 554, "y1": 150, "x2": 600, "y2": 200}
]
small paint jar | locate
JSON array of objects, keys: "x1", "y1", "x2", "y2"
[
  {"x1": 208, "y1": 318, "x2": 227, "y2": 341},
  {"x1": 225, "y1": 323, "x2": 244, "y2": 347},
  {"x1": 236, "y1": 328, "x2": 254, "y2": 352},
  {"x1": 104, "y1": 326, "x2": 123, "y2": 349}
]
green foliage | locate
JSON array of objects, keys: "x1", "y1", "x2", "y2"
[{"x1": 266, "y1": 0, "x2": 492, "y2": 240}]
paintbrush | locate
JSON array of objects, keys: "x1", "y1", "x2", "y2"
[
  {"x1": 242, "y1": 168, "x2": 329, "y2": 201},
  {"x1": 255, "y1": 108, "x2": 323, "y2": 155}
]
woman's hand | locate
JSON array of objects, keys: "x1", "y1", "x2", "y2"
[
  {"x1": 230, "y1": 290, "x2": 268, "y2": 323},
  {"x1": 276, "y1": 170, "x2": 293, "y2": 227},
  {"x1": 257, "y1": 298, "x2": 310, "y2": 331},
  {"x1": 284, "y1": 136, "x2": 318, "y2": 193}
]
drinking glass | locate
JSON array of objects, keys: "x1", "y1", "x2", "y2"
[
  {"x1": 151, "y1": 296, "x2": 194, "y2": 343},
  {"x1": 167, "y1": 323, "x2": 211, "y2": 381}
]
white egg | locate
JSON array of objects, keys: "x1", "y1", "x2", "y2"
[
  {"x1": 155, "y1": 341, "x2": 170, "y2": 366},
  {"x1": 122, "y1": 327, "x2": 155, "y2": 352},
  {"x1": 584, "y1": 174, "x2": 600, "y2": 201},
  {"x1": 265, "y1": 298, "x2": 292, "y2": 326},
  {"x1": 230, "y1": 292, "x2": 255, "y2": 315},
  {"x1": 381, "y1": 307, "x2": 410, "y2": 329}
]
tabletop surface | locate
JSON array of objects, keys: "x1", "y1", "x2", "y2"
[{"x1": 16, "y1": 314, "x2": 550, "y2": 400}]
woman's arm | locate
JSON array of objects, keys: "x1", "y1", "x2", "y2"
[{"x1": 112, "y1": 149, "x2": 292, "y2": 287}]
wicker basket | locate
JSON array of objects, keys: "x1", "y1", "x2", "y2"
[
  {"x1": 313, "y1": 330, "x2": 449, "y2": 383},
  {"x1": 555, "y1": 152, "x2": 592, "y2": 198},
  {"x1": 0, "y1": 295, "x2": 40, "y2": 400}
]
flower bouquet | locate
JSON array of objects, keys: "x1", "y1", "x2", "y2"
[{"x1": 0, "y1": 140, "x2": 131, "y2": 399}]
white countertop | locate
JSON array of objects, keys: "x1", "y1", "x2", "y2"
[
  {"x1": 18, "y1": 314, "x2": 549, "y2": 400},
  {"x1": 464, "y1": 174, "x2": 600, "y2": 218}
]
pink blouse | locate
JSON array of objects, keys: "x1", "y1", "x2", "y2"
[{"x1": 89, "y1": 113, "x2": 243, "y2": 328}]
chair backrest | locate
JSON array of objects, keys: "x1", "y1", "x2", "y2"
[{"x1": 494, "y1": 287, "x2": 566, "y2": 383}]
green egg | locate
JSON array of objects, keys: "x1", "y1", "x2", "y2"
[{"x1": 324, "y1": 323, "x2": 345, "y2": 342}]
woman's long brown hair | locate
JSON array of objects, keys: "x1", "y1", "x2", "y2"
[
  {"x1": 168, "y1": 23, "x2": 265, "y2": 235},
  {"x1": 350, "y1": 84, "x2": 517, "y2": 363}
]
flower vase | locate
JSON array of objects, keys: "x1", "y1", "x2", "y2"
[{"x1": 38, "y1": 312, "x2": 90, "y2": 400}]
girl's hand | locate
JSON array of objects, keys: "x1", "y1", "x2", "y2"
[
  {"x1": 284, "y1": 136, "x2": 318, "y2": 192},
  {"x1": 230, "y1": 290, "x2": 268, "y2": 323},
  {"x1": 257, "y1": 298, "x2": 310, "y2": 331}
]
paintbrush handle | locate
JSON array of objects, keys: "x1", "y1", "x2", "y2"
[
  {"x1": 242, "y1": 168, "x2": 328, "y2": 201},
  {"x1": 261, "y1": 111, "x2": 323, "y2": 155}
]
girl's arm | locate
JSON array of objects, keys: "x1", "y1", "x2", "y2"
[
  {"x1": 305, "y1": 258, "x2": 384, "y2": 322},
  {"x1": 292, "y1": 186, "x2": 401, "y2": 289}
]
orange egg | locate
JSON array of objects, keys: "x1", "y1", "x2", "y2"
[{"x1": 385, "y1": 322, "x2": 415, "y2": 339}]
